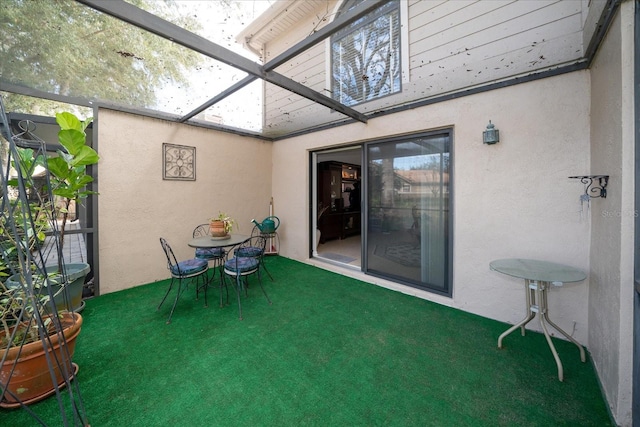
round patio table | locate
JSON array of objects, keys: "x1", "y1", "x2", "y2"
[
  {"x1": 188, "y1": 234, "x2": 249, "y2": 249},
  {"x1": 490, "y1": 258, "x2": 587, "y2": 381}
]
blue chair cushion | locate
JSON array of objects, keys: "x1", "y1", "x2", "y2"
[
  {"x1": 225, "y1": 256, "x2": 259, "y2": 273},
  {"x1": 235, "y1": 246, "x2": 263, "y2": 258},
  {"x1": 171, "y1": 258, "x2": 208, "y2": 276},
  {"x1": 195, "y1": 247, "x2": 225, "y2": 259}
]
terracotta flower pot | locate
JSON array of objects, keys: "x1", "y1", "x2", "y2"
[
  {"x1": 0, "y1": 312, "x2": 82, "y2": 407},
  {"x1": 210, "y1": 220, "x2": 228, "y2": 237}
]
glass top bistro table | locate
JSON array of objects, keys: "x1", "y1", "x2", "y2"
[
  {"x1": 490, "y1": 258, "x2": 587, "y2": 381},
  {"x1": 188, "y1": 234, "x2": 249, "y2": 307},
  {"x1": 188, "y1": 234, "x2": 249, "y2": 250}
]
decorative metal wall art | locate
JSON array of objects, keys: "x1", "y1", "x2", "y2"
[{"x1": 163, "y1": 143, "x2": 196, "y2": 181}]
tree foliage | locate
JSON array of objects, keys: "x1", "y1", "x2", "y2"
[{"x1": 0, "y1": 0, "x2": 202, "y2": 115}]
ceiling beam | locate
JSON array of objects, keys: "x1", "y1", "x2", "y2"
[
  {"x1": 77, "y1": 0, "x2": 368, "y2": 124},
  {"x1": 186, "y1": 0, "x2": 384, "y2": 123},
  {"x1": 0, "y1": 80, "x2": 94, "y2": 108},
  {"x1": 179, "y1": 75, "x2": 258, "y2": 123}
]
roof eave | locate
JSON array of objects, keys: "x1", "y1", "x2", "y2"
[{"x1": 235, "y1": 0, "x2": 298, "y2": 54}]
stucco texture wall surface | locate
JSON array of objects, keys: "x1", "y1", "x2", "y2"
[
  {"x1": 272, "y1": 71, "x2": 592, "y2": 344},
  {"x1": 96, "y1": 109, "x2": 273, "y2": 294},
  {"x1": 588, "y1": 3, "x2": 635, "y2": 425}
]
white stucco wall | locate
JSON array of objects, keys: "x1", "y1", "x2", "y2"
[
  {"x1": 272, "y1": 71, "x2": 592, "y2": 344},
  {"x1": 588, "y1": 2, "x2": 635, "y2": 425},
  {"x1": 96, "y1": 109, "x2": 273, "y2": 294}
]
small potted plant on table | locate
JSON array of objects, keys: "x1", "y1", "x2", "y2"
[{"x1": 209, "y1": 211, "x2": 237, "y2": 238}]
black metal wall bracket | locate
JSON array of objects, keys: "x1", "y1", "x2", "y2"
[{"x1": 569, "y1": 175, "x2": 609, "y2": 198}]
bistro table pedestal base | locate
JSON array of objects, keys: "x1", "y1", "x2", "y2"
[
  {"x1": 490, "y1": 258, "x2": 587, "y2": 382},
  {"x1": 497, "y1": 279, "x2": 585, "y2": 381}
]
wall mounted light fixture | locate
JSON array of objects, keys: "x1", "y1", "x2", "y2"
[{"x1": 483, "y1": 120, "x2": 499, "y2": 145}]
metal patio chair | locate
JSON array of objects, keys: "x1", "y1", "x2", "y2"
[
  {"x1": 223, "y1": 235, "x2": 271, "y2": 320},
  {"x1": 239, "y1": 224, "x2": 275, "y2": 281},
  {"x1": 192, "y1": 224, "x2": 229, "y2": 307},
  {"x1": 158, "y1": 237, "x2": 209, "y2": 324}
]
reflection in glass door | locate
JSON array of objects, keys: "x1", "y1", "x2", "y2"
[{"x1": 364, "y1": 131, "x2": 451, "y2": 295}]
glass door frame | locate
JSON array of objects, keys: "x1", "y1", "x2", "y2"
[
  {"x1": 311, "y1": 146, "x2": 364, "y2": 265},
  {"x1": 633, "y1": 1, "x2": 639, "y2": 422},
  {"x1": 362, "y1": 128, "x2": 453, "y2": 297},
  {"x1": 310, "y1": 129, "x2": 453, "y2": 298}
]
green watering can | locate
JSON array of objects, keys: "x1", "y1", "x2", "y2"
[{"x1": 251, "y1": 216, "x2": 280, "y2": 234}]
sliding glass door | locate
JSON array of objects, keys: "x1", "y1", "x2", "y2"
[{"x1": 364, "y1": 131, "x2": 451, "y2": 295}]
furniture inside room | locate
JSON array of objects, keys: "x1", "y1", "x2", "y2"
[{"x1": 317, "y1": 161, "x2": 361, "y2": 244}]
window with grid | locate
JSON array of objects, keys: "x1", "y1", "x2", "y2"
[{"x1": 331, "y1": 0, "x2": 401, "y2": 106}]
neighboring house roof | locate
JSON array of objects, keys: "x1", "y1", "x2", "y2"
[{"x1": 395, "y1": 170, "x2": 450, "y2": 186}]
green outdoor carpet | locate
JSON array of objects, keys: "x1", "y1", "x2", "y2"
[{"x1": 2, "y1": 257, "x2": 612, "y2": 426}]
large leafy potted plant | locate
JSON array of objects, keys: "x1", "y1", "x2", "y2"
[
  {"x1": 6, "y1": 112, "x2": 99, "y2": 313},
  {"x1": 47, "y1": 112, "x2": 98, "y2": 265},
  {"x1": 0, "y1": 117, "x2": 84, "y2": 408},
  {"x1": 44, "y1": 112, "x2": 98, "y2": 311},
  {"x1": 0, "y1": 269, "x2": 82, "y2": 407}
]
